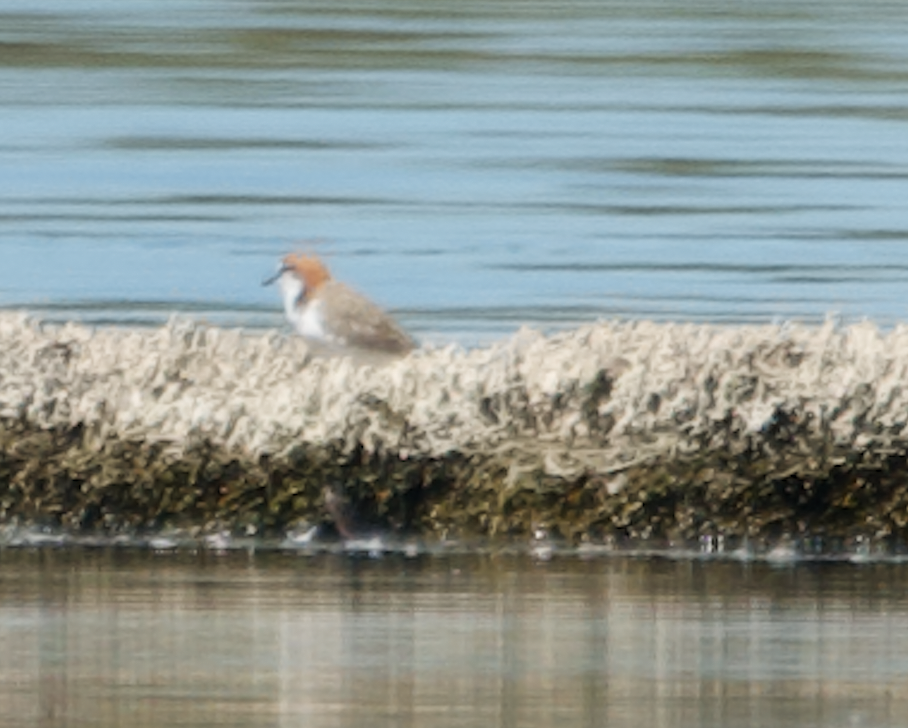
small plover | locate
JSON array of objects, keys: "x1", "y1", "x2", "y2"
[{"x1": 264, "y1": 253, "x2": 415, "y2": 355}]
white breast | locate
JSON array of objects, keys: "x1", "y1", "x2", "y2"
[
  {"x1": 297, "y1": 298, "x2": 331, "y2": 341},
  {"x1": 278, "y1": 273, "x2": 345, "y2": 346}
]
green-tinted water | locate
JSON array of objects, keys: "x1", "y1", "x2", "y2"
[{"x1": 1, "y1": 549, "x2": 905, "y2": 727}]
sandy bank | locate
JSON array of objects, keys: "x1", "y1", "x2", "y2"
[{"x1": 1, "y1": 312, "x2": 907, "y2": 546}]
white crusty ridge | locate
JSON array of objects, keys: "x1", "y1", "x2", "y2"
[{"x1": 1, "y1": 312, "x2": 907, "y2": 475}]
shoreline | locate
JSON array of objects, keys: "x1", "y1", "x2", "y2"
[{"x1": 2, "y1": 312, "x2": 908, "y2": 548}]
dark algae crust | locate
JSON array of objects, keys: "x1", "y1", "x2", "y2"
[{"x1": 2, "y1": 416, "x2": 908, "y2": 549}]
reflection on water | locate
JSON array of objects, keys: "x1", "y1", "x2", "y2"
[
  {"x1": 0, "y1": 549, "x2": 906, "y2": 727},
  {"x1": 2, "y1": 1, "x2": 908, "y2": 343}
]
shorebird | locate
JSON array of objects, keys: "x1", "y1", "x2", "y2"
[{"x1": 263, "y1": 253, "x2": 415, "y2": 355}]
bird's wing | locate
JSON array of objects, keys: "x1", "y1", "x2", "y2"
[{"x1": 320, "y1": 282, "x2": 415, "y2": 354}]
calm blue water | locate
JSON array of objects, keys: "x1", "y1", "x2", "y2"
[{"x1": 2, "y1": 0, "x2": 908, "y2": 345}]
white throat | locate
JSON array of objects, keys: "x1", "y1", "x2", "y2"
[{"x1": 277, "y1": 271, "x2": 306, "y2": 323}]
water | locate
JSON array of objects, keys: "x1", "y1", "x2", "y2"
[
  {"x1": 0, "y1": 549, "x2": 905, "y2": 728},
  {"x1": 3, "y1": 1, "x2": 908, "y2": 344}
]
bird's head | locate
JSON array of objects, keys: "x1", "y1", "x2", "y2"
[{"x1": 263, "y1": 253, "x2": 331, "y2": 302}]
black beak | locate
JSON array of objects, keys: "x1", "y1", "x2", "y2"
[{"x1": 262, "y1": 265, "x2": 289, "y2": 286}]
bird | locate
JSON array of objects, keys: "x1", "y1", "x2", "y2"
[{"x1": 263, "y1": 253, "x2": 416, "y2": 356}]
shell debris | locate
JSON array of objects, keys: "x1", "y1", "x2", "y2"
[{"x1": 1, "y1": 313, "x2": 908, "y2": 546}]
